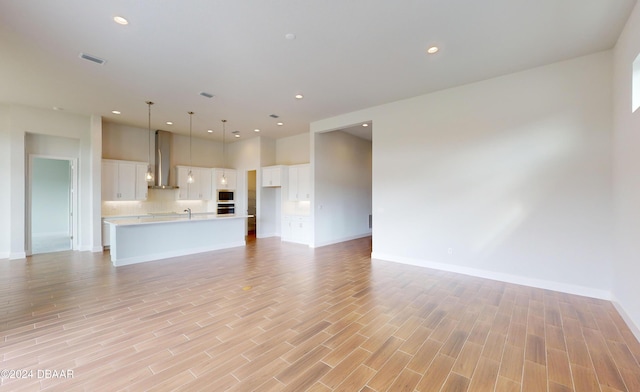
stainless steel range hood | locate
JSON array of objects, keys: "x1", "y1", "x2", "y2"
[{"x1": 151, "y1": 130, "x2": 178, "y2": 189}]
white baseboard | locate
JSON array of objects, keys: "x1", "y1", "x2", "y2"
[
  {"x1": 9, "y1": 252, "x2": 27, "y2": 260},
  {"x1": 0, "y1": 252, "x2": 9, "y2": 259},
  {"x1": 91, "y1": 246, "x2": 104, "y2": 253},
  {"x1": 257, "y1": 232, "x2": 278, "y2": 239},
  {"x1": 611, "y1": 298, "x2": 640, "y2": 343},
  {"x1": 311, "y1": 233, "x2": 372, "y2": 248},
  {"x1": 371, "y1": 252, "x2": 612, "y2": 301}
]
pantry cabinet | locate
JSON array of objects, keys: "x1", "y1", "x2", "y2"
[{"x1": 288, "y1": 164, "x2": 310, "y2": 201}]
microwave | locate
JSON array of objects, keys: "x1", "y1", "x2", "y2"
[{"x1": 218, "y1": 190, "x2": 234, "y2": 202}]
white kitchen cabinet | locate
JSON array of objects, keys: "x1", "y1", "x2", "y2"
[
  {"x1": 282, "y1": 215, "x2": 310, "y2": 244},
  {"x1": 176, "y1": 166, "x2": 212, "y2": 200},
  {"x1": 102, "y1": 160, "x2": 148, "y2": 201},
  {"x1": 262, "y1": 165, "x2": 283, "y2": 187},
  {"x1": 213, "y1": 168, "x2": 236, "y2": 190},
  {"x1": 288, "y1": 164, "x2": 310, "y2": 201}
]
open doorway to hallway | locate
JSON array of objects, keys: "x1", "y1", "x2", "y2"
[
  {"x1": 29, "y1": 156, "x2": 76, "y2": 254},
  {"x1": 247, "y1": 170, "x2": 257, "y2": 237}
]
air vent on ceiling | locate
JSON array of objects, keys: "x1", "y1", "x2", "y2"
[
  {"x1": 79, "y1": 53, "x2": 106, "y2": 65},
  {"x1": 269, "y1": 114, "x2": 279, "y2": 118},
  {"x1": 199, "y1": 92, "x2": 214, "y2": 98}
]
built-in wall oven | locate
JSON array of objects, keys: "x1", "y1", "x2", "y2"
[{"x1": 217, "y1": 203, "x2": 235, "y2": 216}]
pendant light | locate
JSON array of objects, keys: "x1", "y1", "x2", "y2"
[
  {"x1": 221, "y1": 119, "x2": 227, "y2": 186},
  {"x1": 145, "y1": 101, "x2": 154, "y2": 182},
  {"x1": 187, "y1": 111, "x2": 194, "y2": 184}
]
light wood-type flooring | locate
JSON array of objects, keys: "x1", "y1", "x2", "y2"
[{"x1": 1, "y1": 236, "x2": 639, "y2": 391}]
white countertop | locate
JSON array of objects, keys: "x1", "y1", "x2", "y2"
[{"x1": 105, "y1": 214, "x2": 252, "y2": 226}]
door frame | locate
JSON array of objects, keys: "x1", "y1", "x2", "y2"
[{"x1": 26, "y1": 154, "x2": 79, "y2": 255}]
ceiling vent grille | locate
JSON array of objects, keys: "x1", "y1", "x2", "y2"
[
  {"x1": 199, "y1": 92, "x2": 214, "y2": 98},
  {"x1": 79, "y1": 53, "x2": 106, "y2": 65},
  {"x1": 269, "y1": 114, "x2": 279, "y2": 118}
]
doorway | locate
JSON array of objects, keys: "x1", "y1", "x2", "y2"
[
  {"x1": 29, "y1": 156, "x2": 76, "y2": 254},
  {"x1": 247, "y1": 170, "x2": 257, "y2": 236}
]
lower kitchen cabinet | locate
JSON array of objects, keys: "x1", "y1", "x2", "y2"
[{"x1": 282, "y1": 215, "x2": 310, "y2": 244}]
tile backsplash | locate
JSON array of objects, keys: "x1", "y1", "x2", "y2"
[{"x1": 102, "y1": 189, "x2": 212, "y2": 217}]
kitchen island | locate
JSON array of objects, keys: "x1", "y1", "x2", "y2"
[{"x1": 105, "y1": 214, "x2": 250, "y2": 266}]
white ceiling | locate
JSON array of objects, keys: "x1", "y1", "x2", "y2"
[{"x1": 0, "y1": 1, "x2": 636, "y2": 142}]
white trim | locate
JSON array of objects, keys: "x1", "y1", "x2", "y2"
[
  {"x1": 257, "y1": 232, "x2": 278, "y2": 239},
  {"x1": 91, "y1": 246, "x2": 104, "y2": 253},
  {"x1": 9, "y1": 252, "x2": 27, "y2": 260},
  {"x1": 311, "y1": 232, "x2": 372, "y2": 248},
  {"x1": 611, "y1": 298, "x2": 640, "y2": 343},
  {"x1": 0, "y1": 252, "x2": 9, "y2": 259},
  {"x1": 371, "y1": 252, "x2": 612, "y2": 300},
  {"x1": 113, "y1": 241, "x2": 246, "y2": 267}
]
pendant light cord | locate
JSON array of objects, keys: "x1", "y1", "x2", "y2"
[
  {"x1": 221, "y1": 120, "x2": 227, "y2": 184},
  {"x1": 188, "y1": 111, "x2": 194, "y2": 167},
  {"x1": 146, "y1": 101, "x2": 154, "y2": 182}
]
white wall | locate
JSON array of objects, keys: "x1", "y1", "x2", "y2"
[
  {"x1": 312, "y1": 51, "x2": 613, "y2": 299},
  {"x1": 103, "y1": 122, "x2": 224, "y2": 169},
  {"x1": 277, "y1": 133, "x2": 310, "y2": 165},
  {"x1": 256, "y1": 137, "x2": 281, "y2": 237},
  {"x1": 1, "y1": 104, "x2": 95, "y2": 257},
  {"x1": 0, "y1": 105, "x2": 10, "y2": 258},
  {"x1": 313, "y1": 130, "x2": 372, "y2": 247},
  {"x1": 612, "y1": 1, "x2": 640, "y2": 338}
]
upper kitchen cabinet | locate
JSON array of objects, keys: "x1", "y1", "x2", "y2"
[
  {"x1": 213, "y1": 168, "x2": 236, "y2": 190},
  {"x1": 176, "y1": 166, "x2": 212, "y2": 200},
  {"x1": 288, "y1": 164, "x2": 310, "y2": 201},
  {"x1": 102, "y1": 159, "x2": 148, "y2": 201},
  {"x1": 262, "y1": 165, "x2": 284, "y2": 187}
]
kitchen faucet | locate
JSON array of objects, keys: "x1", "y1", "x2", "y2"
[{"x1": 184, "y1": 208, "x2": 192, "y2": 220}]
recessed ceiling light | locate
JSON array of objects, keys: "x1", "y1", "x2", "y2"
[
  {"x1": 427, "y1": 46, "x2": 439, "y2": 54},
  {"x1": 52, "y1": 106, "x2": 63, "y2": 111},
  {"x1": 277, "y1": 122, "x2": 283, "y2": 126},
  {"x1": 166, "y1": 121, "x2": 173, "y2": 125},
  {"x1": 295, "y1": 94, "x2": 304, "y2": 99},
  {"x1": 235, "y1": 134, "x2": 240, "y2": 138},
  {"x1": 113, "y1": 16, "x2": 128, "y2": 25},
  {"x1": 207, "y1": 129, "x2": 213, "y2": 133},
  {"x1": 362, "y1": 123, "x2": 369, "y2": 127},
  {"x1": 285, "y1": 33, "x2": 296, "y2": 40},
  {"x1": 112, "y1": 110, "x2": 121, "y2": 115},
  {"x1": 254, "y1": 129, "x2": 260, "y2": 132}
]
